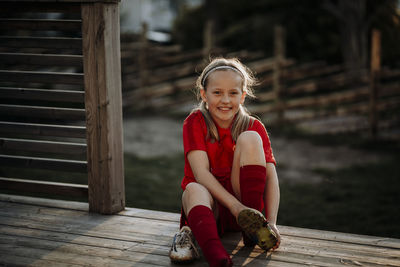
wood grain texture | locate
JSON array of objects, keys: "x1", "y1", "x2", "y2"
[
  {"x1": 0, "y1": 194, "x2": 399, "y2": 267},
  {"x1": 0, "y1": 178, "x2": 88, "y2": 197},
  {"x1": 0, "y1": 87, "x2": 84, "y2": 103},
  {"x1": 0, "y1": 70, "x2": 84, "y2": 85},
  {"x1": 0, "y1": 155, "x2": 87, "y2": 173},
  {"x1": 0, "y1": 53, "x2": 83, "y2": 68},
  {"x1": 0, "y1": 137, "x2": 86, "y2": 156},
  {"x1": 0, "y1": 104, "x2": 86, "y2": 121},
  {"x1": 0, "y1": 19, "x2": 82, "y2": 32},
  {"x1": 0, "y1": 36, "x2": 82, "y2": 50},
  {"x1": 0, "y1": 121, "x2": 86, "y2": 138},
  {"x1": 81, "y1": 2, "x2": 124, "y2": 214}
]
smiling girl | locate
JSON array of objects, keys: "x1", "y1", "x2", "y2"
[{"x1": 169, "y1": 58, "x2": 281, "y2": 267}]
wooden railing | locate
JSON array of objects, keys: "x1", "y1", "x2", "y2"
[
  {"x1": 120, "y1": 28, "x2": 399, "y2": 137},
  {"x1": 0, "y1": 0, "x2": 125, "y2": 214}
]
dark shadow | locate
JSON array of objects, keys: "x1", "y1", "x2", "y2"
[{"x1": 223, "y1": 232, "x2": 273, "y2": 266}]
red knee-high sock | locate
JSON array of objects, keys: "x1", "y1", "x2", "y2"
[
  {"x1": 240, "y1": 165, "x2": 267, "y2": 211},
  {"x1": 187, "y1": 205, "x2": 232, "y2": 267},
  {"x1": 240, "y1": 165, "x2": 267, "y2": 246}
]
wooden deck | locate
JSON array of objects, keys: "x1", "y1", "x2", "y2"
[{"x1": 0, "y1": 194, "x2": 399, "y2": 267}]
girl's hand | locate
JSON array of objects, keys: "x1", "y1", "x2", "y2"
[{"x1": 269, "y1": 223, "x2": 281, "y2": 250}]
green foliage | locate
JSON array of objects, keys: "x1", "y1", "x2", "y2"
[
  {"x1": 172, "y1": 0, "x2": 400, "y2": 66},
  {"x1": 172, "y1": 0, "x2": 341, "y2": 62}
]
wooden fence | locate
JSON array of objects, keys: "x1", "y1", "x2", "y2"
[
  {"x1": 121, "y1": 26, "x2": 400, "y2": 137},
  {"x1": 0, "y1": 0, "x2": 125, "y2": 214}
]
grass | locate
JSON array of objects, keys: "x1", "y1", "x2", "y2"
[
  {"x1": 278, "y1": 155, "x2": 400, "y2": 238},
  {"x1": 124, "y1": 153, "x2": 184, "y2": 212}
]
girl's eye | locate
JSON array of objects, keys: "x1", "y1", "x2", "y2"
[{"x1": 213, "y1": 91, "x2": 221, "y2": 95}]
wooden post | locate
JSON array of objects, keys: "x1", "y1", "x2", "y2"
[
  {"x1": 139, "y1": 22, "x2": 149, "y2": 88},
  {"x1": 203, "y1": 0, "x2": 217, "y2": 58},
  {"x1": 370, "y1": 29, "x2": 381, "y2": 140},
  {"x1": 273, "y1": 25, "x2": 286, "y2": 123},
  {"x1": 203, "y1": 19, "x2": 214, "y2": 58},
  {"x1": 81, "y1": 1, "x2": 125, "y2": 214}
]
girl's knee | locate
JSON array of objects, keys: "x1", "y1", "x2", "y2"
[
  {"x1": 184, "y1": 182, "x2": 208, "y2": 195},
  {"x1": 237, "y1": 131, "x2": 263, "y2": 151},
  {"x1": 182, "y1": 183, "x2": 213, "y2": 203},
  {"x1": 235, "y1": 131, "x2": 266, "y2": 167}
]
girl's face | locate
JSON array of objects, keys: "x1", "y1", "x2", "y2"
[{"x1": 201, "y1": 70, "x2": 246, "y2": 128}]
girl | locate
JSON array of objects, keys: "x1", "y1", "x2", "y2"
[{"x1": 169, "y1": 57, "x2": 281, "y2": 266}]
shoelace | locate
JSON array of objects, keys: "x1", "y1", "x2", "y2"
[{"x1": 173, "y1": 230, "x2": 200, "y2": 258}]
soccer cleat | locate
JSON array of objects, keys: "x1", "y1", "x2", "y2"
[
  {"x1": 237, "y1": 208, "x2": 278, "y2": 251},
  {"x1": 169, "y1": 226, "x2": 200, "y2": 263}
]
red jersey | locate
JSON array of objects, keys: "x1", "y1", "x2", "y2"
[{"x1": 181, "y1": 110, "x2": 276, "y2": 190}]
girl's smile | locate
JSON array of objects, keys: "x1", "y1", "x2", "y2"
[{"x1": 201, "y1": 70, "x2": 246, "y2": 128}]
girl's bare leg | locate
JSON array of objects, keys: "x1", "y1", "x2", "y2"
[{"x1": 182, "y1": 182, "x2": 215, "y2": 216}]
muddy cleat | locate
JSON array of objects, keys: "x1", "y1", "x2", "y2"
[
  {"x1": 237, "y1": 208, "x2": 278, "y2": 251},
  {"x1": 169, "y1": 226, "x2": 200, "y2": 263}
]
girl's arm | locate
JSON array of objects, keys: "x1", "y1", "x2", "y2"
[
  {"x1": 264, "y1": 162, "x2": 281, "y2": 249},
  {"x1": 187, "y1": 150, "x2": 245, "y2": 217}
]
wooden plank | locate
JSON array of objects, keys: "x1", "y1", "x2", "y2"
[
  {"x1": 0, "y1": 121, "x2": 86, "y2": 138},
  {"x1": 273, "y1": 25, "x2": 286, "y2": 122},
  {"x1": 0, "y1": 208, "x2": 300, "y2": 267},
  {"x1": 0, "y1": 104, "x2": 86, "y2": 121},
  {"x1": 284, "y1": 73, "x2": 369, "y2": 96},
  {"x1": 0, "y1": 70, "x2": 84, "y2": 85},
  {"x1": 0, "y1": 240, "x2": 163, "y2": 267},
  {"x1": 0, "y1": 137, "x2": 86, "y2": 155},
  {"x1": 251, "y1": 86, "x2": 369, "y2": 116},
  {"x1": 0, "y1": 193, "x2": 89, "y2": 210},
  {"x1": 284, "y1": 87, "x2": 370, "y2": 109},
  {"x1": 370, "y1": 29, "x2": 381, "y2": 139},
  {"x1": 82, "y1": 2, "x2": 125, "y2": 214},
  {"x1": 282, "y1": 64, "x2": 343, "y2": 83},
  {"x1": 3, "y1": 197, "x2": 400, "y2": 256},
  {"x1": 0, "y1": 2, "x2": 81, "y2": 13},
  {"x1": 0, "y1": 177, "x2": 88, "y2": 197},
  {"x1": 0, "y1": 212, "x2": 177, "y2": 247},
  {"x1": 0, "y1": 193, "x2": 177, "y2": 221},
  {"x1": 0, "y1": 254, "x2": 75, "y2": 267},
  {"x1": 3, "y1": 201, "x2": 399, "y2": 266},
  {"x1": 1, "y1": 199, "x2": 399, "y2": 266},
  {"x1": 0, "y1": 36, "x2": 82, "y2": 50},
  {"x1": 1, "y1": 195, "x2": 400, "y2": 266},
  {"x1": 1, "y1": 0, "x2": 120, "y2": 3},
  {"x1": 1, "y1": 205, "x2": 397, "y2": 267},
  {"x1": 281, "y1": 225, "x2": 400, "y2": 249},
  {"x1": 0, "y1": 19, "x2": 81, "y2": 32},
  {"x1": 0, "y1": 87, "x2": 84, "y2": 103},
  {"x1": 0, "y1": 53, "x2": 83, "y2": 67},
  {"x1": 5, "y1": 198, "x2": 400, "y2": 265},
  {"x1": 0, "y1": 235, "x2": 307, "y2": 267},
  {"x1": 123, "y1": 76, "x2": 195, "y2": 106},
  {"x1": 0, "y1": 155, "x2": 87, "y2": 173}
]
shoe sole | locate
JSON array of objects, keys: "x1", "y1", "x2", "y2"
[
  {"x1": 169, "y1": 253, "x2": 196, "y2": 264},
  {"x1": 237, "y1": 208, "x2": 277, "y2": 251}
]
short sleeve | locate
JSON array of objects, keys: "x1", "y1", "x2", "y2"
[
  {"x1": 182, "y1": 111, "x2": 207, "y2": 156},
  {"x1": 250, "y1": 119, "x2": 276, "y2": 166}
]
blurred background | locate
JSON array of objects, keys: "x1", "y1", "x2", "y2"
[{"x1": 120, "y1": 0, "x2": 400, "y2": 239}]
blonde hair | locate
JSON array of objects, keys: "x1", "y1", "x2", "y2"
[{"x1": 193, "y1": 57, "x2": 258, "y2": 142}]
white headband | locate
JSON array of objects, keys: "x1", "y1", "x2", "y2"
[{"x1": 201, "y1": 66, "x2": 244, "y2": 87}]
